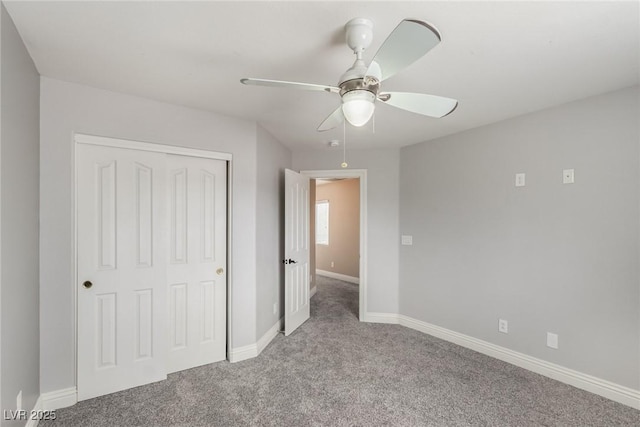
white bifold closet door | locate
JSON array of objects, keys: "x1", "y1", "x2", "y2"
[
  {"x1": 77, "y1": 144, "x2": 169, "y2": 400},
  {"x1": 77, "y1": 142, "x2": 227, "y2": 401},
  {"x1": 166, "y1": 154, "x2": 227, "y2": 373}
]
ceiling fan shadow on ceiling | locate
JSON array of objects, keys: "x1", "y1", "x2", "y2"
[{"x1": 240, "y1": 17, "x2": 458, "y2": 132}]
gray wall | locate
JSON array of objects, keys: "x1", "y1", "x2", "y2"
[
  {"x1": 1, "y1": 3, "x2": 40, "y2": 422},
  {"x1": 255, "y1": 125, "x2": 291, "y2": 339},
  {"x1": 292, "y1": 148, "x2": 400, "y2": 315},
  {"x1": 399, "y1": 86, "x2": 639, "y2": 390},
  {"x1": 39, "y1": 77, "x2": 258, "y2": 394}
]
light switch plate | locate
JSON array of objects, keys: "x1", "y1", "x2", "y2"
[
  {"x1": 498, "y1": 319, "x2": 508, "y2": 334},
  {"x1": 547, "y1": 332, "x2": 559, "y2": 349},
  {"x1": 515, "y1": 173, "x2": 526, "y2": 187},
  {"x1": 563, "y1": 169, "x2": 574, "y2": 184},
  {"x1": 401, "y1": 235, "x2": 413, "y2": 245}
]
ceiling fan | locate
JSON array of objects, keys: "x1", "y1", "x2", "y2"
[{"x1": 240, "y1": 18, "x2": 458, "y2": 131}]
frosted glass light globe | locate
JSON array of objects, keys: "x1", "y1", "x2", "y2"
[{"x1": 341, "y1": 90, "x2": 375, "y2": 127}]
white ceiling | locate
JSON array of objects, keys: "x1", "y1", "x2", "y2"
[{"x1": 4, "y1": 1, "x2": 639, "y2": 151}]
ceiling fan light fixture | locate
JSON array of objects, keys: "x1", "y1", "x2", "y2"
[
  {"x1": 341, "y1": 90, "x2": 375, "y2": 127},
  {"x1": 243, "y1": 18, "x2": 457, "y2": 133}
]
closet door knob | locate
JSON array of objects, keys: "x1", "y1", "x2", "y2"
[
  {"x1": 83, "y1": 280, "x2": 93, "y2": 289},
  {"x1": 216, "y1": 268, "x2": 224, "y2": 275}
]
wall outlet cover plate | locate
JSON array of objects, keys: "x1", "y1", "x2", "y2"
[
  {"x1": 401, "y1": 235, "x2": 413, "y2": 245},
  {"x1": 563, "y1": 169, "x2": 575, "y2": 184}
]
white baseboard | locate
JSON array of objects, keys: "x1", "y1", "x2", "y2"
[
  {"x1": 228, "y1": 343, "x2": 258, "y2": 363},
  {"x1": 363, "y1": 312, "x2": 640, "y2": 410},
  {"x1": 230, "y1": 317, "x2": 283, "y2": 363},
  {"x1": 25, "y1": 395, "x2": 43, "y2": 427},
  {"x1": 41, "y1": 387, "x2": 77, "y2": 410},
  {"x1": 316, "y1": 269, "x2": 359, "y2": 284},
  {"x1": 257, "y1": 317, "x2": 283, "y2": 355},
  {"x1": 362, "y1": 312, "x2": 400, "y2": 324},
  {"x1": 310, "y1": 286, "x2": 317, "y2": 298}
]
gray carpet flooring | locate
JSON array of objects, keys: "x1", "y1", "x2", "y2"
[{"x1": 43, "y1": 275, "x2": 639, "y2": 426}]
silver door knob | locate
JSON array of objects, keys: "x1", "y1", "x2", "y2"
[{"x1": 216, "y1": 268, "x2": 224, "y2": 275}]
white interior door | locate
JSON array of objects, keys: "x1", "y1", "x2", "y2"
[
  {"x1": 284, "y1": 169, "x2": 311, "y2": 335},
  {"x1": 166, "y1": 155, "x2": 227, "y2": 373},
  {"x1": 77, "y1": 144, "x2": 167, "y2": 400}
]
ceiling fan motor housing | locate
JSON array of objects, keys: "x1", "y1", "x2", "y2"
[
  {"x1": 345, "y1": 18, "x2": 373, "y2": 53},
  {"x1": 340, "y1": 18, "x2": 382, "y2": 101},
  {"x1": 339, "y1": 78, "x2": 379, "y2": 99}
]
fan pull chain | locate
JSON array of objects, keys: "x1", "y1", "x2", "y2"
[{"x1": 341, "y1": 121, "x2": 348, "y2": 168}]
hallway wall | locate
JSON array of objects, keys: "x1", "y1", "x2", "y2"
[{"x1": 315, "y1": 178, "x2": 360, "y2": 278}]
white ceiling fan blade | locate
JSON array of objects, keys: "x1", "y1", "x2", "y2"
[
  {"x1": 366, "y1": 19, "x2": 441, "y2": 82},
  {"x1": 241, "y1": 78, "x2": 339, "y2": 93},
  {"x1": 317, "y1": 106, "x2": 344, "y2": 132},
  {"x1": 379, "y1": 92, "x2": 458, "y2": 118}
]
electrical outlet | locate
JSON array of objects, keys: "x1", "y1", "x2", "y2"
[
  {"x1": 401, "y1": 235, "x2": 413, "y2": 245},
  {"x1": 498, "y1": 319, "x2": 508, "y2": 334},
  {"x1": 273, "y1": 302, "x2": 277, "y2": 315},
  {"x1": 562, "y1": 169, "x2": 574, "y2": 184},
  {"x1": 331, "y1": 261, "x2": 334, "y2": 268},
  {"x1": 17, "y1": 390, "x2": 22, "y2": 411},
  {"x1": 547, "y1": 332, "x2": 559, "y2": 349},
  {"x1": 515, "y1": 173, "x2": 526, "y2": 187}
]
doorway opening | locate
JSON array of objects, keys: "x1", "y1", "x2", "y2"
[{"x1": 301, "y1": 170, "x2": 367, "y2": 321}]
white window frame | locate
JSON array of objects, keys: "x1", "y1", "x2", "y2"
[{"x1": 316, "y1": 200, "x2": 329, "y2": 246}]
